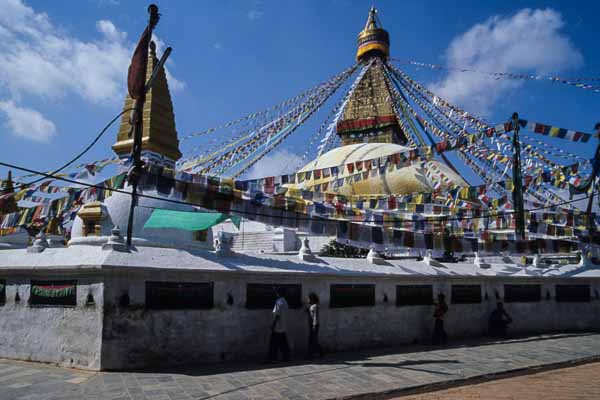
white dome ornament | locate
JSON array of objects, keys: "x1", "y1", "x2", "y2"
[
  {"x1": 422, "y1": 249, "x2": 446, "y2": 268},
  {"x1": 423, "y1": 249, "x2": 433, "y2": 265},
  {"x1": 214, "y1": 231, "x2": 232, "y2": 256},
  {"x1": 475, "y1": 251, "x2": 490, "y2": 269},
  {"x1": 298, "y1": 237, "x2": 317, "y2": 262},
  {"x1": 532, "y1": 253, "x2": 542, "y2": 268},
  {"x1": 27, "y1": 231, "x2": 49, "y2": 253},
  {"x1": 366, "y1": 247, "x2": 385, "y2": 265},
  {"x1": 579, "y1": 245, "x2": 593, "y2": 268},
  {"x1": 102, "y1": 226, "x2": 128, "y2": 252}
]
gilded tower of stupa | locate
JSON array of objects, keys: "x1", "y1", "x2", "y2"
[
  {"x1": 112, "y1": 41, "x2": 182, "y2": 167},
  {"x1": 336, "y1": 7, "x2": 407, "y2": 147},
  {"x1": 293, "y1": 8, "x2": 466, "y2": 197}
]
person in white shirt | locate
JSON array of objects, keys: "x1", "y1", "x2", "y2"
[
  {"x1": 266, "y1": 288, "x2": 291, "y2": 362},
  {"x1": 306, "y1": 292, "x2": 324, "y2": 359}
]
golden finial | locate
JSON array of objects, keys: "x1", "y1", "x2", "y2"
[
  {"x1": 356, "y1": 7, "x2": 390, "y2": 62},
  {"x1": 365, "y1": 6, "x2": 378, "y2": 30}
]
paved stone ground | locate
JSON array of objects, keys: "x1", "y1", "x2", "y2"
[
  {"x1": 393, "y1": 361, "x2": 600, "y2": 400},
  {"x1": 1, "y1": 333, "x2": 600, "y2": 400}
]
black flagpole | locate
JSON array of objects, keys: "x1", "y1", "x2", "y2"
[
  {"x1": 126, "y1": 4, "x2": 160, "y2": 247},
  {"x1": 511, "y1": 112, "x2": 526, "y2": 241},
  {"x1": 586, "y1": 123, "x2": 600, "y2": 239}
]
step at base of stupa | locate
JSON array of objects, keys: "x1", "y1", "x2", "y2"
[{"x1": 230, "y1": 231, "x2": 276, "y2": 253}]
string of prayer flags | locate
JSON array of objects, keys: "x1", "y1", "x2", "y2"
[
  {"x1": 396, "y1": 59, "x2": 600, "y2": 93},
  {"x1": 486, "y1": 119, "x2": 594, "y2": 143}
]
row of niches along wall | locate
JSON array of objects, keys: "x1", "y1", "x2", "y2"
[{"x1": 0, "y1": 279, "x2": 598, "y2": 310}]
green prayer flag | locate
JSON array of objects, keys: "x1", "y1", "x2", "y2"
[
  {"x1": 144, "y1": 209, "x2": 238, "y2": 231},
  {"x1": 229, "y1": 215, "x2": 241, "y2": 229}
]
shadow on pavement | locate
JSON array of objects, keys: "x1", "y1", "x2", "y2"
[{"x1": 123, "y1": 331, "x2": 596, "y2": 377}]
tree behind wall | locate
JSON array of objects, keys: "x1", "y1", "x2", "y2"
[{"x1": 320, "y1": 240, "x2": 369, "y2": 258}]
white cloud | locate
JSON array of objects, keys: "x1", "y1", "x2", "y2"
[
  {"x1": 0, "y1": 1, "x2": 131, "y2": 104},
  {"x1": 151, "y1": 34, "x2": 186, "y2": 92},
  {"x1": 244, "y1": 149, "x2": 303, "y2": 179},
  {"x1": 430, "y1": 8, "x2": 583, "y2": 115},
  {"x1": 212, "y1": 41, "x2": 223, "y2": 50},
  {"x1": 0, "y1": 0, "x2": 185, "y2": 140},
  {"x1": 96, "y1": 0, "x2": 119, "y2": 6},
  {"x1": 247, "y1": 0, "x2": 263, "y2": 21},
  {"x1": 165, "y1": 68, "x2": 186, "y2": 92},
  {"x1": 97, "y1": 19, "x2": 126, "y2": 42},
  {"x1": 248, "y1": 10, "x2": 264, "y2": 20},
  {"x1": 0, "y1": 100, "x2": 56, "y2": 142}
]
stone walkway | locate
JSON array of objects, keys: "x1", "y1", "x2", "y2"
[
  {"x1": 1, "y1": 333, "x2": 600, "y2": 400},
  {"x1": 393, "y1": 361, "x2": 600, "y2": 400}
]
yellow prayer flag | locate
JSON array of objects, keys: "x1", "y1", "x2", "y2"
[{"x1": 506, "y1": 179, "x2": 514, "y2": 191}]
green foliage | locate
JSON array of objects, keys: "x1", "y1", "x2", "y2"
[{"x1": 320, "y1": 240, "x2": 369, "y2": 258}]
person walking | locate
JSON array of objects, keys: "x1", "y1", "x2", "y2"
[
  {"x1": 489, "y1": 302, "x2": 513, "y2": 338},
  {"x1": 432, "y1": 293, "x2": 448, "y2": 345},
  {"x1": 306, "y1": 292, "x2": 324, "y2": 359},
  {"x1": 266, "y1": 288, "x2": 291, "y2": 363}
]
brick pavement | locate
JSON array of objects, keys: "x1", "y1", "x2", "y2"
[
  {"x1": 1, "y1": 333, "x2": 600, "y2": 400},
  {"x1": 393, "y1": 361, "x2": 600, "y2": 400}
]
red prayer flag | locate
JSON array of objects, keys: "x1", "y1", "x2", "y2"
[
  {"x1": 127, "y1": 7, "x2": 160, "y2": 99},
  {"x1": 127, "y1": 26, "x2": 152, "y2": 99}
]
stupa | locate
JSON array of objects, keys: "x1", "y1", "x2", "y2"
[
  {"x1": 289, "y1": 7, "x2": 466, "y2": 197},
  {"x1": 69, "y1": 41, "x2": 213, "y2": 250},
  {"x1": 0, "y1": 8, "x2": 598, "y2": 372}
]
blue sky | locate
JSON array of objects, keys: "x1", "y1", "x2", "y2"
[{"x1": 1, "y1": 0, "x2": 600, "y2": 183}]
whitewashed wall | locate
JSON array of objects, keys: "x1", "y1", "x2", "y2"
[
  {"x1": 98, "y1": 270, "x2": 600, "y2": 370},
  {"x1": 0, "y1": 275, "x2": 103, "y2": 370},
  {"x1": 0, "y1": 268, "x2": 599, "y2": 371}
]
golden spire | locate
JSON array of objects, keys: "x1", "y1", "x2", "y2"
[
  {"x1": 336, "y1": 60, "x2": 407, "y2": 146},
  {"x1": 1, "y1": 170, "x2": 14, "y2": 194},
  {"x1": 356, "y1": 7, "x2": 390, "y2": 62},
  {"x1": 1, "y1": 170, "x2": 18, "y2": 215},
  {"x1": 336, "y1": 9, "x2": 405, "y2": 146},
  {"x1": 112, "y1": 41, "x2": 182, "y2": 162}
]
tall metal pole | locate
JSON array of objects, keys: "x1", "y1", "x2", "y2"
[
  {"x1": 511, "y1": 112, "x2": 526, "y2": 241},
  {"x1": 125, "y1": 100, "x2": 144, "y2": 247},
  {"x1": 586, "y1": 123, "x2": 600, "y2": 238},
  {"x1": 126, "y1": 5, "x2": 160, "y2": 247}
]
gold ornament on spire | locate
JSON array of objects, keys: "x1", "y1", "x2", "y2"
[{"x1": 356, "y1": 6, "x2": 390, "y2": 62}]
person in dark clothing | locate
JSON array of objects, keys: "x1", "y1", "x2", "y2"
[
  {"x1": 265, "y1": 288, "x2": 291, "y2": 363},
  {"x1": 306, "y1": 292, "x2": 324, "y2": 359},
  {"x1": 489, "y1": 302, "x2": 512, "y2": 338},
  {"x1": 432, "y1": 293, "x2": 448, "y2": 345}
]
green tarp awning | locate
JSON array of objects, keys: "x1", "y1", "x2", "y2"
[{"x1": 144, "y1": 209, "x2": 241, "y2": 231}]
